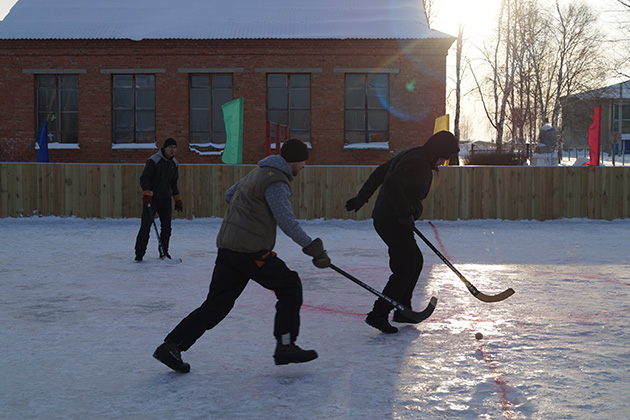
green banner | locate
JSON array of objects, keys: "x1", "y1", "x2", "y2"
[{"x1": 221, "y1": 97, "x2": 244, "y2": 165}]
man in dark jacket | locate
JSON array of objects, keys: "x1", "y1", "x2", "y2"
[
  {"x1": 134, "y1": 138, "x2": 183, "y2": 262},
  {"x1": 345, "y1": 131, "x2": 459, "y2": 333},
  {"x1": 153, "y1": 138, "x2": 330, "y2": 373}
]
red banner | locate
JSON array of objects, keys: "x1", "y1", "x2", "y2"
[{"x1": 583, "y1": 105, "x2": 601, "y2": 166}]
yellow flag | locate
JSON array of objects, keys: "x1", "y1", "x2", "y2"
[
  {"x1": 434, "y1": 115, "x2": 450, "y2": 165},
  {"x1": 433, "y1": 114, "x2": 449, "y2": 134}
]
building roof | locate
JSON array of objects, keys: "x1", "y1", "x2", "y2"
[
  {"x1": 565, "y1": 81, "x2": 630, "y2": 101},
  {"x1": 0, "y1": 0, "x2": 451, "y2": 41}
]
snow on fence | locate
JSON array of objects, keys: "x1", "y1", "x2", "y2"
[{"x1": 1, "y1": 163, "x2": 629, "y2": 220}]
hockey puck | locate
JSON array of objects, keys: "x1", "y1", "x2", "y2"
[{"x1": 475, "y1": 332, "x2": 483, "y2": 340}]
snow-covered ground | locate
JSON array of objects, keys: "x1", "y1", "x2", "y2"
[
  {"x1": 559, "y1": 150, "x2": 630, "y2": 167},
  {"x1": 1, "y1": 216, "x2": 629, "y2": 419}
]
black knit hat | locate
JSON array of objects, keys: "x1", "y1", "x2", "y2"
[
  {"x1": 281, "y1": 138, "x2": 309, "y2": 162},
  {"x1": 163, "y1": 138, "x2": 177, "y2": 148},
  {"x1": 422, "y1": 131, "x2": 459, "y2": 160}
]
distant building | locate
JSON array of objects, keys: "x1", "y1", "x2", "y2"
[
  {"x1": 561, "y1": 80, "x2": 630, "y2": 154},
  {"x1": 0, "y1": 0, "x2": 454, "y2": 164}
]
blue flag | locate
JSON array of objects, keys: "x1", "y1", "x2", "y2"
[{"x1": 36, "y1": 119, "x2": 49, "y2": 162}]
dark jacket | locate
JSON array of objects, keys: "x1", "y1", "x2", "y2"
[
  {"x1": 357, "y1": 147, "x2": 433, "y2": 221},
  {"x1": 140, "y1": 149, "x2": 180, "y2": 199},
  {"x1": 356, "y1": 131, "x2": 459, "y2": 222}
]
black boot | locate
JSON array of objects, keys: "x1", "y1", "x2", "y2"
[
  {"x1": 273, "y1": 343, "x2": 318, "y2": 365},
  {"x1": 153, "y1": 341, "x2": 190, "y2": 373},
  {"x1": 365, "y1": 311, "x2": 398, "y2": 334}
]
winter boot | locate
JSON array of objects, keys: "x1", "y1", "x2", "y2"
[
  {"x1": 153, "y1": 341, "x2": 190, "y2": 373},
  {"x1": 365, "y1": 311, "x2": 398, "y2": 334},
  {"x1": 273, "y1": 343, "x2": 318, "y2": 365},
  {"x1": 134, "y1": 255, "x2": 143, "y2": 262}
]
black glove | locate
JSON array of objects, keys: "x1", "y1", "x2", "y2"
[
  {"x1": 302, "y1": 238, "x2": 331, "y2": 269},
  {"x1": 345, "y1": 196, "x2": 367, "y2": 212},
  {"x1": 398, "y1": 215, "x2": 415, "y2": 230}
]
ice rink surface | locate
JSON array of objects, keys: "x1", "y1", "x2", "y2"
[{"x1": 1, "y1": 217, "x2": 628, "y2": 419}]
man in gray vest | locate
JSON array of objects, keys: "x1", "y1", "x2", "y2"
[{"x1": 153, "y1": 138, "x2": 330, "y2": 373}]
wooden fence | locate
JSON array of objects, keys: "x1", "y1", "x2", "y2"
[{"x1": 1, "y1": 163, "x2": 629, "y2": 220}]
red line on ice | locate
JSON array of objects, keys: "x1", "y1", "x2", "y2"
[{"x1": 477, "y1": 344, "x2": 519, "y2": 419}]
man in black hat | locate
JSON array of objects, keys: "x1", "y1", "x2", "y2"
[
  {"x1": 134, "y1": 137, "x2": 183, "y2": 262},
  {"x1": 345, "y1": 131, "x2": 460, "y2": 333},
  {"x1": 153, "y1": 138, "x2": 330, "y2": 373}
]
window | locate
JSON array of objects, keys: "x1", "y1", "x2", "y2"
[
  {"x1": 36, "y1": 75, "x2": 79, "y2": 143},
  {"x1": 612, "y1": 103, "x2": 630, "y2": 138},
  {"x1": 189, "y1": 74, "x2": 233, "y2": 144},
  {"x1": 344, "y1": 73, "x2": 389, "y2": 144},
  {"x1": 112, "y1": 75, "x2": 155, "y2": 144},
  {"x1": 267, "y1": 74, "x2": 311, "y2": 141}
]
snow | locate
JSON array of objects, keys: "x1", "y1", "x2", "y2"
[
  {"x1": 1, "y1": 215, "x2": 629, "y2": 419},
  {"x1": 0, "y1": 0, "x2": 449, "y2": 40}
]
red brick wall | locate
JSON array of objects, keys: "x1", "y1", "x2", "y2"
[{"x1": 0, "y1": 38, "x2": 453, "y2": 165}]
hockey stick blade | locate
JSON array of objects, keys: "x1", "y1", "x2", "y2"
[
  {"x1": 330, "y1": 264, "x2": 438, "y2": 322},
  {"x1": 399, "y1": 296, "x2": 438, "y2": 323},
  {"x1": 413, "y1": 227, "x2": 514, "y2": 303},
  {"x1": 471, "y1": 286, "x2": 514, "y2": 303},
  {"x1": 161, "y1": 256, "x2": 183, "y2": 264}
]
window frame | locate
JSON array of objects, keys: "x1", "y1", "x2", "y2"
[
  {"x1": 188, "y1": 73, "x2": 233, "y2": 145},
  {"x1": 112, "y1": 74, "x2": 156, "y2": 144},
  {"x1": 612, "y1": 102, "x2": 630, "y2": 140},
  {"x1": 344, "y1": 73, "x2": 390, "y2": 145},
  {"x1": 266, "y1": 73, "x2": 311, "y2": 142},
  {"x1": 35, "y1": 74, "x2": 79, "y2": 144}
]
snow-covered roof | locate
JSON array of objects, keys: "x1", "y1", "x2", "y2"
[
  {"x1": 0, "y1": 0, "x2": 451, "y2": 41},
  {"x1": 566, "y1": 81, "x2": 630, "y2": 100}
]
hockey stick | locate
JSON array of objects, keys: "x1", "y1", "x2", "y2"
[
  {"x1": 148, "y1": 204, "x2": 182, "y2": 263},
  {"x1": 329, "y1": 264, "x2": 437, "y2": 323},
  {"x1": 413, "y1": 226, "x2": 514, "y2": 302}
]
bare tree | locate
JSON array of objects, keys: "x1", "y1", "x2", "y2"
[
  {"x1": 451, "y1": 23, "x2": 464, "y2": 164},
  {"x1": 422, "y1": 0, "x2": 438, "y2": 27},
  {"x1": 549, "y1": 0, "x2": 604, "y2": 126},
  {"x1": 470, "y1": 0, "x2": 605, "y2": 150},
  {"x1": 477, "y1": 0, "x2": 529, "y2": 151}
]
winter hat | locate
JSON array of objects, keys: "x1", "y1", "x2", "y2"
[
  {"x1": 163, "y1": 138, "x2": 177, "y2": 148},
  {"x1": 422, "y1": 131, "x2": 459, "y2": 160},
  {"x1": 281, "y1": 138, "x2": 309, "y2": 162}
]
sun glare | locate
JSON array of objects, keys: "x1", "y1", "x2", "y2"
[{"x1": 432, "y1": 0, "x2": 502, "y2": 39}]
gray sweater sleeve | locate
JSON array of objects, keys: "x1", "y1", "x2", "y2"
[
  {"x1": 224, "y1": 180, "x2": 241, "y2": 204},
  {"x1": 265, "y1": 182, "x2": 313, "y2": 248}
]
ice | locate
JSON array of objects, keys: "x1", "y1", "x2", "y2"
[{"x1": 1, "y1": 216, "x2": 629, "y2": 419}]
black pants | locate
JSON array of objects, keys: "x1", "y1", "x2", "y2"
[
  {"x1": 371, "y1": 218, "x2": 423, "y2": 315},
  {"x1": 135, "y1": 197, "x2": 172, "y2": 258},
  {"x1": 165, "y1": 248, "x2": 303, "y2": 351}
]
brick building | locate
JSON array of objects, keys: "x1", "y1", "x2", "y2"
[{"x1": 0, "y1": 0, "x2": 454, "y2": 164}]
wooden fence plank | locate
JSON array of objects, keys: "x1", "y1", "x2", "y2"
[
  {"x1": 2, "y1": 163, "x2": 630, "y2": 220},
  {"x1": 0, "y1": 164, "x2": 9, "y2": 217}
]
